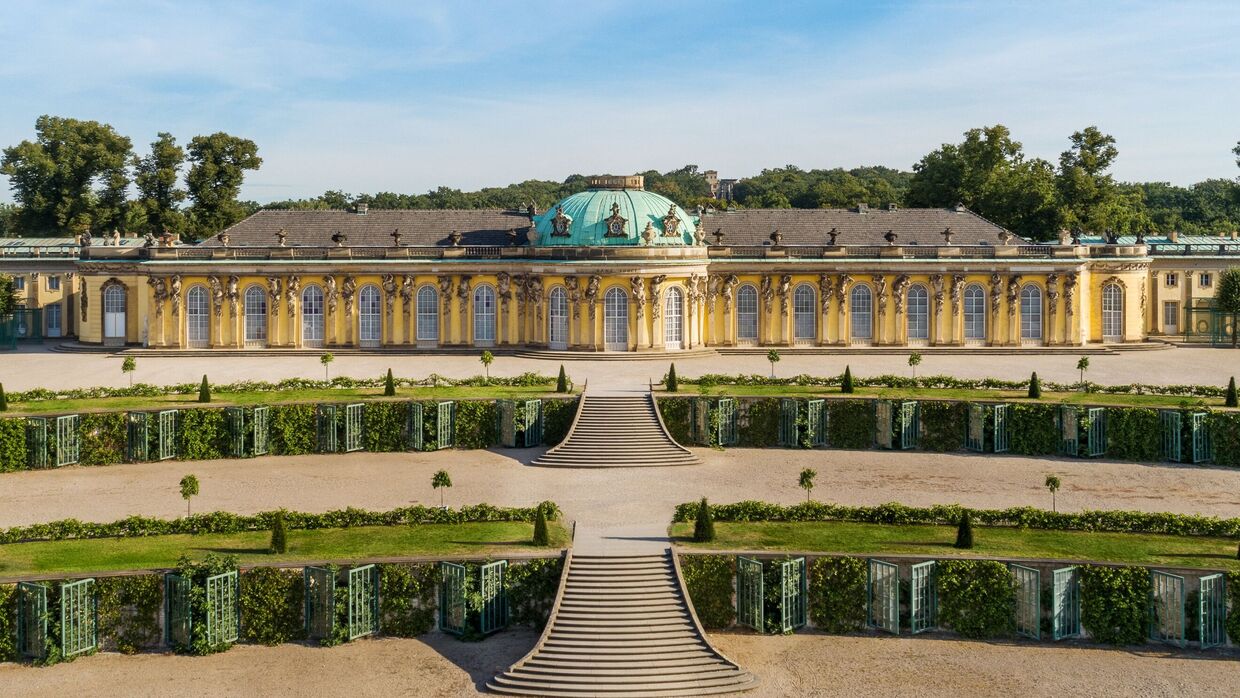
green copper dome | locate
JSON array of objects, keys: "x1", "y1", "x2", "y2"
[{"x1": 533, "y1": 176, "x2": 699, "y2": 247}]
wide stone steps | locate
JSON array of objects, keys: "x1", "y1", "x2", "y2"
[
  {"x1": 487, "y1": 553, "x2": 756, "y2": 696},
  {"x1": 532, "y1": 394, "x2": 700, "y2": 468}
]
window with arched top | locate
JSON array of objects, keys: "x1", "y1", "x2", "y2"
[
  {"x1": 963, "y1": 284, "x2": 986, "y2": 341},
  {"x1": 604, "y1": 287, "x2": 628, "y2": 351},
  {"x1": 1020, "y1": 285, "x2": 1043, "y2": 341},
  {"x1": 473, "y1": 285, "x2": 496, "y2": 346},
  {"x1": 548, "y1": 287, "x2": 569, "y2": 350},
  {"x1": 244, "y1": 286, "x2": 267, "y2": 346},
  {"x1": 793, "y1": 284, "x2": 816, "y2": 341},
  {"x1": 1102, "y1": 283, "x2": 1123, "y2": 341},
  {"x1": 186, "y1": 285, "x2": 209, "y2": 347},
  {"x1": 358, "y1": 285, "x2": 381, "y2": 347},
  {"x1": 103, "y1": 284, "x2": 127, "y2": 344},
  {"x1": 907, "y1": 285, "x2": 929, "y2": 341},
  {"x1": 664, "y1": 286, "x2": 684, "y2": 350},
  {"x1": 302, "y1": 285, "x2": 325, "y2": 347},
  {"x1": 736, "y1": 284, "x2": 758, "y2": 342},
  {"x1": 850, "y1": 285, "x2": 873, "y2": 341},
  {"x1": 416, "y1": 285, "x2": 438, "y2": 342}
]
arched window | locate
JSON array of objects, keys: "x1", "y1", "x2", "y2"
[
  {"x1": 103, "y1": 284, "x2": 126, "y2": 345},
  {"x1": 548, "y1": 287, "x2": 569, "y2": 350},
  {"x1": 736, "y1": 284, "x2": 758, "y2": 342},
  {"x1": 1020, "y1": 285, "x2": 1043, "y2": 342},
  {"x1": 301, "y1": 285, "x2": 324, "y2": 347},
  {"x1": 416, "y1": 285, "x2": 438, "y2": 343},
  {"x1": 793, "y1": 284, "x2": 816, "y2": 342},
  {"x1": 186, "y1": 286, "x2": 209, "y2": 347},
  {"x1": 664, "y1": 286, "x2": 684, "y2": 350},
  {"x1": 850, "y1": 285, "x2": 872, "y2": 341},
  {"x1": 604, "y1": 286, "x2": 628, "y2": 351},
  {"x1": 244, "y1": 286, "x2": 267, "y2": 347},
  {"x1": 358, "y1": 285, "x2": 381, "y2": 347},
  {"x1": 1102, "y1": 283, "x2": 1123, "y2": 341},
  {"x1": 963, "y1": 284, "x2": 986, "y2": 342},
  {"x1": 473, "y1": 285, "x2": 496, "y2": 346},
  {"x1": 907, "y1": 285, "x2": 929, "y2": 342}
]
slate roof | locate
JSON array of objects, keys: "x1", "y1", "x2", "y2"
[
  {"x1": 697, "y1": 207, "x2": 1025, "y2": 246},
  {"x1": 206, "y1": 205, "x2": 1022, "y2": 248},
  {"x1": 206, "y1": 209, "x2": 534, "y2": 247}
]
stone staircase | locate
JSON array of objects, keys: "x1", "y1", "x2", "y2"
[
  {"x1": 532, "y1": 393, "x2": 700, "y2": 468},
  {"x1": 487, "y1": 552, "x2": 757, "y2": 697}
]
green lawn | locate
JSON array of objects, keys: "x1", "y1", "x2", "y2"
[
  {"x1": 0, "y1": 521, "x2": 569, "y2": 578},
  {"x1": 671, "y1": 521, "x2": 1239, "y2": 571},
  {"x1": 10, "y1": 385, "x2": 569, "y2": 415},
  {"x1": 660, "y1": 385, "x2": 1216, "y2": 409}
]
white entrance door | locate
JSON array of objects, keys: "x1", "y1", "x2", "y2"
[
  {"x1": 1163, "y1": 301, "x2": 1179, "y2": 334},
  {"x1": 45, "y1": 303, "x2": 62, "y2": 338},
  {"x1": 548, "y1": 287, "x2": 569, "y2": 350},
  {"x1": 604, "y1": 287, "x2": 628, "y2": 351},
  {"x1": 103, "y1": 285, "x2": 126, "y2": 346}
]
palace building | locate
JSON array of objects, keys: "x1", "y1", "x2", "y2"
[{"x1": 2, "y1": 175, "x2": 1237, "y2": 351}]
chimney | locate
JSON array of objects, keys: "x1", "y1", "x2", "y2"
[
  {"x1": 886, "y1": 203, "x2": 898, "y2": 211},
  {"x1": 1168, "y1": 230, "x2": 1179, "y2": 244},
  {"x1": 856, "y1": 202, "x2": 868, "y2": 213},
  {"x1": 953, "y1": 202, "x2": 967, "y2": 213},
  {"x1": 356, "y1": 203, "x2": 369, "y2": 215},
  {"x1": 1231, "y1": 230, "x2": 1238, "y2": 241}
]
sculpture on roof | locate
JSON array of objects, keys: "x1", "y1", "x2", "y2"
[
  {"x1": 390, "y1": 229, "x2": 402, "y2": 246},
  {"x1": 80, "y1": 230, "x2": 93, "y2": 247},
  {"x1": 662, "y1": 205, "x2": 681, "y2": 237},
  {"x1": 642, "y1": 222, "x2": 656, "y2": 245},
  {"x1": 216, "y1": 232, "x2": 230, "y2": 247},
  {"x1": 883, "y1": 230, "x2": 898, "y2": 246},
  {"x1": 550, "y1": 206, "x2": 571, "y2": 237},
  {"x1": 604, "y1": 203, "x2": 628, "y2": 238},
  {"x1": 331, "y1": 231, "x2": 347, "y2": 247},
  {"x1": 827, "y1": 227, "x2": 839, "y2": 246},
  {"x1": 276, "y1": 228, "x2": 288, "y2": 246}
]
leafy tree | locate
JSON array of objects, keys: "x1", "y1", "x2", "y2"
[
  {"x1": 798, "y1": 468, "x2": 817, "y2": 502},
  {"x1": 122, "y1": 356, "x2": 137, "y2": 386},
  {"x1": 1214, "y1": 268, "x2": 1240, "y2": 347},
  {"x1": 767, "y1": 349, "x2": 781, "y2": 378},
  {"x1": 198, "y1": 375, "x2": 211, "y2": 403},
  {"x1": 693, "y1": 497, "x2": 715, "y2": 543},
  {"x1": 133, "y1": 132, "x2": 187, "y2": 236},
  {"x1": 0, "y1": 383, "x2": 7, "y2": 411},
  {"x1": 431, "y1": 469, "x2": 452, "y2": 508},
  {"x1": 954, "y1": 511, "x2": 974, "y2": 549},
  {"x1": 1, "y1": 115, "x2": 133, "y2": 233},
  {"x1": 186, "y1": 132, "x2": 262, "y2": 238},
  {"x1": 667, "y1": 363, "x2": 678, "y2": 392},
  {"x1": 841, "y1": 365, "x2": 854, "y2": 394},
  {"x1": 1076, "y1": 356, "x2": 1090, "y2": 388},
  {"x1": 320, "y1": 352, "x2": 334, "y2": 380},
  {"x1": 908, "y1": 352, "x2": 922, "y2": 378},
  {"x1": 383, "y1": 368, "x2": 396, "y2": 397},
  {"x1": 1057, "y1": 126, "x2": 1148, "y2": 235},
  {"x1": 1027, "y1": 371, "x2": 1041, "y2": 399},
  {"x1": 532, "y1": 504, "x2": 549, "y2": 546},
  {"x1": 556, "y1": 365, "x2": 568, "y2": 393},
  {"x1": 0, "y1": 275, "x2": 15, "y2": 314},
  {"x1": 1227, "y1": 377, "x2": 1237, "y2": 408},
  {"x1": 1045, "y1": 474, "x2": 1061, "y2": 512},
  {"x1": 179, "y1": 474, "x2": 200, "y2": 516},
  {"x1": 269, "y1": 511, "x2": 287, "y2": 554},
  {"x1": 480, "y1": 350, "x2": 494, "y2": 381}
]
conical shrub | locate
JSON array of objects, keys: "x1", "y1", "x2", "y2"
[
  {"x1": 532, "y1": 504, "x2": 549, "y2": 546},
  {"x1": 1227, "y1": 377, "x2": 1237, "y2": 408},
  {"x1": 841, "y1": 366, "x2": 854, "y2": 394},
  {"x1": 667, "y1": 363, "x2": 679, "y2": 392},
  {"x1": 269, "y1": 511, "x2": 287, "y2": 554},
  {"x1": 197, "y1": 375, "x2": 211, "y2": 403},
  {"x1": 1028, "y1": 371, "x2": 1041, "y2": 399},
  {"x1": 693, "y1": 497, "x2": 715, "y2": 542},
  {"x1": 954, "y1": 511, "x2": 974, "y2": 549},
  {"x1": 384, "y1": 368, "x2": 396, "y2": 396},
  {"x1": 556, "y1": 365, "x2": 568, "y2": 393}
]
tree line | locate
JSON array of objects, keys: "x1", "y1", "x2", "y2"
[{"x1": 0, "y1": 115, "x2": 1236, "y2": 243}]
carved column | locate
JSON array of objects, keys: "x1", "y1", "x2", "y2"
[
  {"x1": 400, "y1": 275, "x2": 414, "y2": 345},
  {"x1": 497, "y1": 272, "x2": 512, "y2": 346},
  {"x1": 776, "y1": 275, "x2": 792, "y2": 346},
  {"x1": 930, "y1": 274, "x2": 945, "y2": 345},
  {"x1": 285, "y1": 276, "x2": 300, "y2": 347},
  {"x1": 722, "y1": 275, "x2": 738, "y2": 347},
  {"x1": 650, "y1": 275, "x2": 666, "y2": 350},
  {"x1": 817, "y1": 274, "x2": 833, "y2": 346},
  {"x1": 1007, "y1": 274, "x2": 1022, "y2": 345},
  {"x1": 227, "y1": 276, "x2": 240, "y2": 348},
  {"x1": 759, "y1": 275, "x2": 773, "y2": 345},
  {"x1": 147, "y1": 277, "x2": 167, "y2": 348},
  {"x1": 1063, "y1": 273, "x2": 1079, "y2": 345},
  {"x1": 381, "y1": 274, "x2": 397, "y2": 346},
  {"x1": 324, "y1": 276, "x2": 339, "y2": 347},
  {"x1": 585, "y1": 275, "x2": 600, "y2": 351},
  {"x1": 527, "y1": 276, "x2": 544, "y2": 347},
  {"x1": 341, "y1": 276, "x2": 357, "y2": 346},
  {"x1": 988, "y1": 274, "x2": 1003, "y2": 346},
  {"x1": 456, "y1": 276, "x2": 472, "y2": 346},
  {"x1": 630, "y1": 276, "x2": 647, "y2": 351},
  {"x1": 565, "y1": 275, "x2": 581, "y2": 349},
  {"x1": 892, "y1": 275, "x2": 909, "y2": 346},
  {"x1": 208, "y1": 276, "x2": 224, "y2": 348},
  {"x1": 874, "y1": 274, "x2": 888, "y2": 345},
  {"x1": 704, "y1": 276, "x2": 720, "y2": 347},
  {"x1": 1046, "y1": 273, "x2": 1061, "y2": 345},
  {"x1": 437, "y1": 276, "x2": 453, "y2": 345},
  {"x1": 266, "y1": 277, "x2": 281, "y2": 347},
  {"x1": 835, "y1": 275, "x2": 851, "y2": 346},
  {"x1": 948, "y1": 275, "x2": 965, "y2": 346}
]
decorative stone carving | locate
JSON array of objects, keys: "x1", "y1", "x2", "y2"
[
  {"x1": 457, "y1": 276, "x2": 472, "y2": 315},
  {"x1": 227, "y1": 276, "x2": 239, "y2": 315},
  {"x1": 266, "y1": 277, "x2": 281, "y2": 316},
  {"x1": 169, "y1": 275, "x2": 182, "y2": 316},
  {"x1": 565, "y1": 276, "x2": 581, "y2": 319},
  {"x1": 642, "y1": 221, "x2": 656, "y2": 245},
  {"x1": 630, "y1": 277, "x2": 646, "y2": 319},
  {"x1": 818, "y1": 274, "x2": 834, "y2": 314},
  {"x1": 276, "y1": 228, "x2": 288, "y2": 246},
  {"x1": 1046, "y1": 273, "x2": 1061, "y2": 324},
  {"x1": 662, "y1": 205, "x2": 681, "y2": 237},
  {"x1": 390, "y1": 229, "x2": 402, "y2": 246},
  {"x1": 341, "y1": 276, "x2": 356, "y2": 314},
  {"x1": 835, "y1": 275, "x2": 851, "y2": 320},
  {"x1": 526, "y1": 276, "x2": 544, "y2": 323},
  {"x1": 285, "y1": 276, "x2": 299, "y2": 318},
  {"x1": 941, "y1": 227, "x2": 954, "y2": 244},
  {"x1": 437, "y1": 276, "x2": 453, "y2": 315},
  {"x1": 1064, "y1": 273, "x2": 1078, "y2": 318},
  {"x1": 585, "y1": 275, "x2": 601, "y2": 321},
  {"x1": 513, "y1": 274, "x2": 528, "y2": 318},
  {"x1": 331, "y1": 231, "x2": 347, "y2": 247},
  {"x1": 1140, "y1": 279, "x2": 1147, "y2": 316},
  {"x1": 989, "y1": 273, "x2": 1003, "y2": 322},
  {"x1": 884, "y1": 230, "x2": 898, "y2": 245},
  {"x1": 827, "y1": 228, "x2": 839, "y2": 246},
  {"x1": 209, "y1": 276, "x2": 224, "y2": 317},
  {"x1": 760, "y1": 275, "x2": 774, "y2": 314},
  {"x1": 216, "y1": 232, "x2": 230, "y2": 247},
  {"x1": 931, "y1": 274, "x2": 945, "y2": 314},
  {"x1": 148, "y1": 277, "x2": 168, "y2": 318},
  {"x1": 722, "y1": 275, "x2": 739, "y2": 313},
  {"x1": 448, "y1": 230, "x2": 462, "y2": 247},
  {"x1": 550, "y1": 206, "x2": 571, "y2": 237},
  {"x1": 605, "y1": 203, "x2": 628, "y2": 238},
  {"x1": 323, "y1": 276, "x2": 338, "y2": 314},
  {"x1": 80, "y1": 230, "x2": 93, "y2": 248},
  {"x1": 650, "y1": 275, "x2": 667, "y2": 320},
  {"x1": 1006, "y1": 275, "x2": 1022, "y2": 317},
  {"x1": 875, "y1": 275, "x2": 888, "y2": 317},
  {"x1": 949, "y1": 275, "x2": 965, "y2": 314},
  {"x1": 382, "y1": 274, "x2": 398, "y2": 318},
  {"x1": 778, "y1": 275, "x2": 791, "y2": 316},
  {"x1": 892, "y1": 275, "x2": 909, "y2": 316},
  {"x1": 400, "y1": 275, "x2": 415, "y2": 308},
  {"x1": 496, "y1": 272, "x2": 512, "y2": 309},
  {"x1": 80, "y1": 276, "x2": 89, "y2": 320}
]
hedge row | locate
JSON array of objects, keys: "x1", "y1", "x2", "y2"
[
  {"x1": 672, "y1": 500, "x2": 1240, "y2": 538},
  {"x1": 658, "y1": 395, "x2": 1240, "y2": 467},
  {"x1": 1, "y1": 501, "x2": 561, "y2": 544},
  {"x1": 682, "y1": 553, "x2": 1240, "y2": 647},
  {"x1": 0, "y1": 396, "x2": 579, "y2": 473},
  {"x1": 682, "y1": 371, "x2": 1227, "y2": 398},
  {"x1": 1, "y1": 554, "x2": 562, "y2": 665}
]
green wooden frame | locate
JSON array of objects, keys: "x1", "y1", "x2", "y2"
[
  {"x1": 806, "y1": 399, "x2": 827, "y2": 447},
  {"x1": 1051, "y1": 566, "x2": 1080, "y2": 640},
  {"x1": 344, "y1": 403, "x2": 364, "y2": 453},
  {"x1": 303, "y1": 566, "x2": 335, "y2": 641},
  {"x1": 25, "y1": 417, "x2": 48, "y2": 469},
  {"x1": 164, "y1": 572, "x2": 192, "y2": 648},
  {"x1": 1010, "y1": 564, "x2": 1040, "y2": 640},
  {"x1": 521, "y1": 400, "x2": 542, "y2": 447},
  {"x1": 157, "y1": 410, "x2": 177, "y2": 461},
  {"x1": 347, "y1": 564, "x2": 380, "y2": 640},
  {"x1": 1199, "y1": 573, "x2": 1226, "y2": 649},
  {"x1": 1160, "y1": 410, "x2": 1182, "y2": 462},
  {"x1": 1149, "y1": 570, "x2": 1185, "y2": 647},
  {"x1": 408, "y1": 402, "x2": 424, "y2": 451},
  {"x1": 780, "y1": 557, "x2": 807, "y2": 633},
  {"x1": 316, "y1": 404, "x2": 339, "y2": 453},
  {"x1": 56, "y1": 414, "x2": 81, "y2": 466},
  {"x1": 1189, "y1": 412, "x2": 1212, "y2": 464},
  {"x1": 252, "y1": 406, "x2": 270, "y2": 456},
  {"x1": 435, "y1": 401, "x2": 454, "y2": 449},
  {"x1": 778, "y1": 398, "x2": 798, "y2": 447},
  {"x1": 736, "y1": 556, "x2": 763, "y2": 632},
  {"x1": 439, "y1": 562, "x2": 467, "y2": 634},
  {"x1": 479, "y1": 560, "x2": 509, "y2": 635},
  {"x1": 993, "y1": 403, "x2": 1009, "y2": 452},
  {"x1": 16, "y1": 581, "x2": 48, "y2": 659},
  {"x1": 910, "y1": 561, "x2": 936, "y2": 633},
  {"x1": 225, "y1": 407, "x2": 246, "y2": 458},
  {"x1": 60, "y1": 578, "x2": 98, "y2": 657},
  {"x1": 126, "y1": 411, "x2": 150, "y2": 462},
  {"x1": 1084, "y1": 406, "x2": 1106, "y2": 458},
  {"x1": 205, "y1": 570, "x2": 240, "y2": 646},
  {"x1": 867, "y1": 559, "x2": 899, "y2": 634}
]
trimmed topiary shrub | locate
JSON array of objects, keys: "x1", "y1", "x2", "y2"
[
  {"x1": 0, "y1": 384, "x2": 7, "y2": 411},
  {"x1": 809, "y1": 556, "x2": 867, "y2": 633},
  {"x1": 269, "y1": 511, "x2": 287, "y2": 554},
  {"x1": 680, "y1": 554, "x2": 735, "y2": 629},
  {"x1": 1227, "y1": 377, "x2": 1238, "y2": 408},
  {"x1": 841, "y1": 366, "x2": 854, "y2": 394},
  {"x1": 667, "y1": 363, "x2": 679, "y2": 392},
  {"x1": 384, "y1": 369, "x2": 396, "y2": 397},
  {"x1": 1078, "y1": 565, "x2": 1151, "y2": 645},
  {"x1": 919, "y1": 401, "x2": 966, "y2": 452},
  {"x1": 556, "y1": 365, "x2": 568, "y2": 394},
  {"x1": 693, "y1": 497, "x2": 715, "y2": 542},
  {"x1": 532, "y1": 504, "x2": 549, "y2": 546},
  {"x1": 826, "y1": 400, "x2": 874, "y2": 449},
  {"x1": 1028, "y1": 371, "x2": 1041, "y2": 399},
  {"x1": 954, "y1": 511, "x2": 974, "y2": 549},
  {"x1": 936, "y1": 560, "x2": 1015, "y2": 639},
  {"x1": 197, "y1": 375, "x2": 211, "y2": 403},
  {"x1": 239, "y1": 567, "x2": 303, "y2": 645}
]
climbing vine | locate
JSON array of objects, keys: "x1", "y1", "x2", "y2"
[
  {"x1": 918, "y1": 401, "x2": 966, "y2": 452},
  {"x1": 505, "y1": 557, "x2": 564, "y2": 629},
  {"x1": 379, "y1": 563, "x2": 438, "y2": 637},
  {"x1": 808, "y1": 556, "x2": 867, "y2": 633},
  {"x1": 936, "y1": 560, "x2": 1015, "y2": 639},
  {"x1": 825, "y1": 400, "x2": 873, "y2": 449},
  {"x1": 96, "y1": 574, "x2": 162, "y2": 654},
  {"x1": 680, "y1": 554, "x2": 735, "y2": 629},
  {"x1": 1078, "y1": 565, "x2": 1151, "y2": 646},
  {"x1": 239, "y1": 567, "x2": 304, "y2": 645}
]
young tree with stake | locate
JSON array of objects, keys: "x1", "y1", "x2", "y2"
[
  {"x1": 767, "y1": 349, "x2": 781, "y2": 379},
  {"x1": 320, "y1": 352, "x2": 334, "y2": 380},
  {"x1": 1076, "y1": 356, "x2": 1090, "y2": 390},
  {"x1": 480, "y1": 351, "x2": 494, "y2": 381},
  {"x1": 908, "y1": 352, "x2": 922, "y2": 379},
  {"x1": 432, "y1": 469, "x2": 452, "y2": 508},
  {"x1": 122, "y1": 356, "x2": 136, "y2": 386},
  {"x1": 179, "y1": 474, "x2": 199, "y2": 516},
  {"x1": 799, "y1": 468, "x2": 817, "y2": 502},
  {"x1": 1045, "y1": 474, "x2": 1061, "y2": 512}
]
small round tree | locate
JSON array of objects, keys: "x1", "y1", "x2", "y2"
[
  {"x1": 320, "y1": 352, "x2": 335, "y2": 380},
  {"x1": 432, "y1": 469, "x2": 452, "y2": 508},
  {"x1": 480, "y1": 351, "x2": 494, "y2": 381},
  {"x1": 953, "y1": 511, "x2": 974, "y2": 549},
  {"x1": 1027, "y1": 371, "x2": 1042, "y2": 399},
  {"x1": 908, "y1": 352, "x2": 922, "y2": 379},
  {"x1": 556, "y1": 365, "x2": 569, "y2": 393},
  {"x1": 767, "y1": 349, "x2": 781, "y2": 379},
  {"x1": 179, "y1": 474, "x2": 199, "y2": 517},
  {"x1": 667, "y1": 363, "x2": 679, "y2": 392},
  {"x1": 841, "y1": 365, "x2": 855, "y2": 394},
  {"x1": 1076, "y1": 356, "x2": 1090, "y2": 390},
  {"x1": 1227, "y1": 377, "x2": 1237, "y2": 408},
  {"x1": 798, "y1": 468, "x2": 817, "y2": 502},
  {"x1": 122, "y1": 356, "x2": 137, "y2": 386},
  {"x1": 197, "y1": 375, "x2": 211, "y2": 403},
  {"x1": 532, "y1": 504, "x2": 549, "y2": 546},
  {"x1": 693, "y1": 497, "x2": 715, "y2": 543},
  {"x1": 384, "y1": 368, "x2": 396, "y2": 397},
  {"x1": 269, "y1": 511, "x2": 287, "y2": 554},
  {"x1": 1044, "y1": 474, "x2": 1061, "y2": 512}
]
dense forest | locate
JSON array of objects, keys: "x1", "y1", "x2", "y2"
[{"x1": 1, "y1": 115, "x2": 1236, "y2": 242}]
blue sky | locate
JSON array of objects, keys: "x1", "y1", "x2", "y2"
[{"x1": 1, "y1": 1, "x2": 1237, "y2": 203}]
